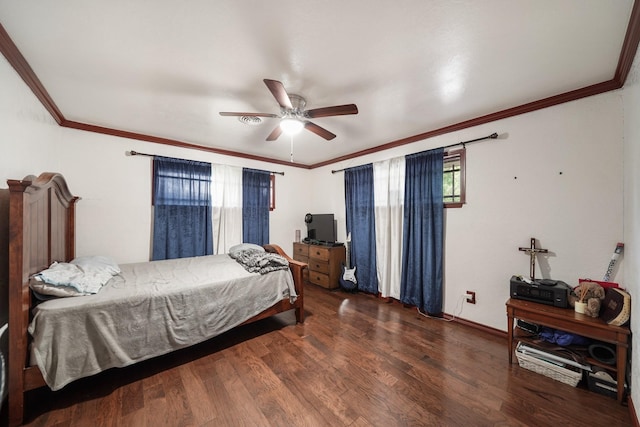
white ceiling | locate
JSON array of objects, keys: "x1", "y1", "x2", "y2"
[{"x1": 0, "y1": 1, "x2": 636, "y2": 167}]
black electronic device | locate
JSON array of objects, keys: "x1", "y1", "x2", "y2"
[
  {"x1": 510, "y1": 275, "x2": 570, "y2": 308},
  {"x1": 305, "y1": 213, "x2": 337, "y2": 244},
  {"x1": 516, "y1": 320, "x2": 541, "y2": 335}
]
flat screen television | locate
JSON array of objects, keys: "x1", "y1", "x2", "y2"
[{"x1": 306, "y1": 213, "x2": 336, "y2": 243}]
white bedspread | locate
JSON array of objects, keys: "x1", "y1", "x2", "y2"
[{"x1": 28, "y1": 254, "x2": 296, "y2": 391}]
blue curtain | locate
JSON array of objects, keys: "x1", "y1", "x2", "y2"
[
  {"x1": 242, "y1": 168, "x2": 270, "y2": 245},
  {"x1": 344, "y1": 164, "x2": 378, "y2": 294},
  {"x1": 400, "y1": 148, "x2": 444, "y2": 314},
  {"x1": 152, "y1": 157, "x2": 213, "y2": 260}
]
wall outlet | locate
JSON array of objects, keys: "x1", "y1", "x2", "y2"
[{"x1": 465, "y1": 291, "x2": 476, "y2": 304}]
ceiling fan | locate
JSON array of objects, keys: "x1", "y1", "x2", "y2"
[{"x1": 219, "y1": 79, "x2": 358, "y2": 141}]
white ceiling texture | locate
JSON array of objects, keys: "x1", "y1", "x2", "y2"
[{"x1": 0, "y1": 1, "x2": 638, "y2": 167}]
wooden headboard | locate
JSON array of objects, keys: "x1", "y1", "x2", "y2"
[{"x1": 7, "y1": 172, "x2": 79, "y2": 426}]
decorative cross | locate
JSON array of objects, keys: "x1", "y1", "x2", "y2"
[{"x1": 518, "y1": 238, "x2": 548, "y2": 281}]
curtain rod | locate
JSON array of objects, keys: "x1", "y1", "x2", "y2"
[
  {"x1": 330, "y1": 132, "x2": 499, "y2": 174},
  {"x1": 127, "y1": 150, "x2": 285, "y2": 175}
]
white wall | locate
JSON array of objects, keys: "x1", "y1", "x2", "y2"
[
  {"x1": 312, "y1": 91, "x2": 625, "y2": 331},
  {"x1": 623, "y1": 45, "x2": 640, "y2": 417}
]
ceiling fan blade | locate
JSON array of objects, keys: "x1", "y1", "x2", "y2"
[
  {"x1": 306, "y1": 104, "x2": 358, "y2": 118},
  {"x1": 263, "y1": 79, "x2": 293, "y2": 110},
  {"x1": 219, "y1": 112, "x2": 278, "y2": 117},
  {"x1": 304, "y1": 121, "x2": 336, "y2": 140},
  {"x1": 266, "y1": 125, "x2": 283, "y2": 141}
]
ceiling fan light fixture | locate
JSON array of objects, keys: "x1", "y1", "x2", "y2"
[{"x1": 280, "y1": 118, "x2": 304, "y2": 135}]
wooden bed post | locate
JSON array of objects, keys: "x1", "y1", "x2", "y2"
[
  {"x1": 290, "y1": 258, "x2": 306, "y2": 323},
  {"x1": 7, "y1": 178, "x2": 30, "y2": 427},
  {"x1": 7, "y1": 173, "x2": 79, "y2": 427},
  {"x1": 264, "y1": 244, "x2": 306, "y2": 323}
]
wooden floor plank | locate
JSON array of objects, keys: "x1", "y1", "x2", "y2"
[
  {"x1": 174, "y1": 363, "x2": 216, "y2": 424},
  {"x1": 11, "y1": 284, "x2": 633, "y2": 426}
]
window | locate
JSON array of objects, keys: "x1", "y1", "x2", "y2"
[
  {"x1": 443, "y1": 148, "x2": 465, "y2": 208},
  {"x1": 152, "y1": 157, "x2": 213, "y2": 260}
]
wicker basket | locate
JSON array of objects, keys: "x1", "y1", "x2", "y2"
[{"x1": 516, "y1": 347, "x2": 582, "y2": 387}]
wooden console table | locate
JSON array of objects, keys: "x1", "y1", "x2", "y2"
[{"x1": 506, "y1": 298, "x2": 630, "y2": 403}]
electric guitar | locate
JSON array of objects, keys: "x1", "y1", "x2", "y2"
[{"x1": 339, "y1": 232, "x2": 357, "y2": 291}]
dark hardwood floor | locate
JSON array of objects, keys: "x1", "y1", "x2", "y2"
[{"x1": 11, "y1": 284, "x2": 633, "y2": 426}]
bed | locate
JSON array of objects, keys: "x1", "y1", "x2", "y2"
[{"x1": 6, "y1": 172, "x2": 306, "y2": 427}]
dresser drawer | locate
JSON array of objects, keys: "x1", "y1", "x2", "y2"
[
  {"x1": 294, "y1": 255, "x2": 309, "y2": 264},
  {"x1": 309, "y1": 271, "x2": 330, "y2": 288},
  {"x1": 308, "y1": 259, "x2": 329, "y2": 274},
  {"x1": 293, "y1": 243, "x2": 309, "y2": 258},
  {"x1": 308, "y1": 246, "x2": 331, "y2": 261}
]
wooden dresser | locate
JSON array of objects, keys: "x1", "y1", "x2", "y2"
[{"x1": 293, "y1": 242, "x2": 345, "y2": 289}]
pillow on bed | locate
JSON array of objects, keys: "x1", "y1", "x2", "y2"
[
  {"x1": 30, "y1": 261, "x2": 114, "y2": 297},
  {"x1": 71, "y1": 255, "x2": 121, "y2": 275},
  {"x1": 30, "y1": 276, "x2": 92, "y2": 298},
  {"x1": 228, "y1": 243, "x2": 265, "y2": 255}
]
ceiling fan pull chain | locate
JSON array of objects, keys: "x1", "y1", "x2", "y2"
[{"x1": 290, "y1": 134, "x2": 294, "y2": 163}]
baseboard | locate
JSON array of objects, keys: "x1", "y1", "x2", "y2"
[{"x1": 442, "y1": 312, "x2": 506, "y2": 338}]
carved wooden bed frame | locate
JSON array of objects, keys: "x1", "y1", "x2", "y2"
[{"x1": 7, "y1": 172, "x2": 306, "y2": 426}]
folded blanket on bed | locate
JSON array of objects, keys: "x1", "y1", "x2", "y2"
[{"x1": 229, "y1": 249, "x2": 289, "y2": 274}]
